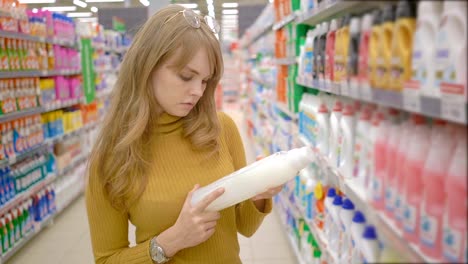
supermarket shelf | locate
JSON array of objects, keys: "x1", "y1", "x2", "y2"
[
  {"x1": 296, "y1": 76, "x2": 467, "y2": 125},
  {"x1": 275, "y1": 102, "x2": 298, "y2": 120},
  {"x1": 56, "y1": 155, "x2": 88, "y2": 179},
  {"x1": 0, "y1": 214, "x2": 54, "y2": 263},
  {"x1": 0, "y1": 107, "x2": 44, "y2": 124},
  {"x1": 242, "y1": 22, "x2": 274, "y2": 48},
  {"x1": 45, "y1": 121, "x2": 97, "y2": 146},
  {"x1": 0, "y1": 30, "x2": 77, "y2": 48},
  {"x1": 275, "y1": 57, "x2": 297, "y2": 65},
  {"x1": 296, "y1": 0, "x2": 382, "y2": 25},
  {"x1": 248, "y1": 75, "x2": 274, "y2": 88},
  {"x1": 0, "y1": 69, "x2": 81, "y2": 79},
  {"x1": 42, "y1": 98, "x2": 83, "y2": 113},
  {"x1": 273, "y1": 13, "x2": 297, "y2": 31},
  {"x1": 0, "y1": 173, "x2": 56, "y2": 217},
  {"x1": 298, "y1": 135, "x2": 431, "y2": 263},
  {"x1": 0, "y1": 143, "x2": 50, "y2": 168}
]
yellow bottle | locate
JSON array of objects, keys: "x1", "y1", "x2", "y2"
[
  {"x1": 334, "y1": 20, "x2": 343, "y2": 86},
  {"x1": 340, "y1": 15, "x2": 352, "y2": 91},
  {"x1": 375, "y1": 4, "x2": 396, "y2": 90},
  {"x1": 369, "y1": 10, "x2": 383, "y2": 88},
  {"x1": 389, "y1": 1, "x2": 417, "y2": 91}
]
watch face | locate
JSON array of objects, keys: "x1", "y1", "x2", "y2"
[{"x1": 151, "y1": 246, "x2": 166, "y2": 263}]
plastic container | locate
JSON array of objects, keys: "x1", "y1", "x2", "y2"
[
  {"x1": 389, "y1": 0, "x2": 417, "y2": 91},
  {"x1": 191, "y1": 146, "x2": 314, "y2": 211},
  {"x1": 355, "y1": 106, "x2": 372, "y2": 187},
  {"x1": 316, "y1": 103, "x2": 330, "y2": 156},
  {"x1": 419, "y1": 121, "x2": 456, "y2": 258},
  {"x1": 442, "y1": 127, "x2": 467, "y2": 263},
  {"x1": 325, "y1": 19, "x2": 338, "y2": 89},
  {"x1": 361, "y1": 225, "x2": 381, "y2": 262},
  {"x1": 339, "y1": 15, "x2": 352, "y2": 93},
  {"x1": 435, "y1": 1, "x2": 467, "y2": 102},
  {"x1": 351, "y1": 210, "x2": 366, "y2": 264},
  {"x1": 383, "y1": 109, "x2": 401, "y2": 217},
  {"x1": 369, "y1": 10, "x2": 382, "y2": 88},
  {"x1": 340, "y1": 198, "x2": 356, "y2": 263},
  {"x1": 410, "y1": 1, "x2": 443, "y2": 97},
  {"x1": 313, "y1": 24, "x2": 322, "y2": 81},
  {"x1": 347, "y1": 16, "x2": 361, "y2": 97},
  {"x1": 324, "y1": 187, "x2": 337, "y2": 239},
  {"x1": 330, "y1": 195, "x2": 344, "y2": 258},
  {"x1": 339, "y1": 102, "x2": 356, "y2": 179},
  {"x1": 402, "y1": 114, "x2": 431, "y2": 243},
  {"x1": 372, "y1": 111, "x2": 388, "y2": 210},
  {"x1": 318, "y1": 22, "x2": 329, "y2": 87},
  {"x1": 329, "y1": 100, "x2": 343, "y2": 168},
  {"x1": 375, "y1": 4, "x2": 396, "y2": 90}
]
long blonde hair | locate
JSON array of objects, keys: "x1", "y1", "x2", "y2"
[{"x1": 88, "y1": 5, "x2": 224, "y2": 212}]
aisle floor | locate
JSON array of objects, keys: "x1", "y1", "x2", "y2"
[{"x1": 7, "y1": 109, "x2": 297, "y2": 264}]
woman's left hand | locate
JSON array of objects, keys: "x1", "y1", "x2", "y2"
[{"x1": 251, "y1": 185, "x2": 284, "y2": 201}]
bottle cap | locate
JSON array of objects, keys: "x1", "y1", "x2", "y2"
[
  {"x1": 382, "y1": 4, "x2": 396, "y2": 22},
  {"x1": 342, "y1": 198, "x2": 355, "y2": 210},
  {"x1": 330, "y1": 19, "x2": 338, "y2": 31},
  {"x1": 342, "y1": 14, "x2": 352, "y2": 27},
  {"x1": 333, "y1": 101, "x2": 343, "y2": 112},
  {"x1": 318, "y1": 103, "x2": 328, "y2": 113},
  {"x1": 372, "y1": 9, "x2": 382, "y2": 25},
  {"x1": 332, "y1": 195, "x2": 343, "y2": 206},
  {"x1": 363, "y1": 225, "x2": 378, "y2": 239},
  {"x1": 352, "y1": 210, "x2": 366, "y2": 223},
  {"x1": 411, "y1": 114, "x2": 425, "y2": 124},
  {"x1": 350, "y1": 17, "x2": 361, "y2": 34},
  {"x1": 343, "y1": 104, "x2": 355, "y2": 116},
  {"x1": 396, "y1": 0, "x2": 417, "y2": 18},
  {"x1": 327, "y1": 188, "x2": 336, "y2": 198}
]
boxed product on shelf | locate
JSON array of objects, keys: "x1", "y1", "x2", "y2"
[
  {"x1": 0, "y1": 78, "x2": 40, "y2": 114},
  {"x1": 52, "y1": 135, "x2": 84, "y2": 172},
  {"x1": 10, "y1": 153, "x2": 48, "y2": 194}
]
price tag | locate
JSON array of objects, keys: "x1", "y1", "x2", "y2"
[
  {"x1": 403, "y1": 80, "x2": 422, "y2": 112},
  {"x1": 441, "y1": 83, "x2": 467, "y2": 124}
]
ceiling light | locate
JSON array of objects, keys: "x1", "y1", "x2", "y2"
[
  {"x1": 206, "y1": 0, "x2": 213, "y2": 5},
  {"x1": 90, "y1": 6, "x2": 98, "y2": 12},
  {"x1": 73, "y1": 0, "x2": 87, "y2": 8},
  {"x1": 67, "y1": 12, "x2": 92, "y2": 17},
  {"x1": 207, "y1": 5, "x2": 214, "y2": 12},
  {"x1": 222, "y1": 9, "x2": 238, "y2": 15},
  {"x1": 178, "y1": 3, "x2": 197, "y2": 8},
  {"x1": 139, "y1": 0, "x2": 149, "y2": 6},
  {"x1": 85, "y1": 0, "x2": 124, "y2": 2},
  {"x1": 42, "y1": 6, "x2": 77, "y2": 12},
  {"x1": 222, "y1": 3, "x2": 238, "y2": 8},
  {"x1": 18, "y1": 0, "x2": 55, "y2": 3}
]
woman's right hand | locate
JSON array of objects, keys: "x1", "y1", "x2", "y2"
[{"x1": 156, "y1": 184, "x2": 225, "y2": 257}]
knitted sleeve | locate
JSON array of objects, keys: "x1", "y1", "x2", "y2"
[
  {"x1": 85, "y1": 174, "x2": 153, "y2": 264},
  {"x1": 218, "y1": 112, "x2": 273, "y2": 238}
]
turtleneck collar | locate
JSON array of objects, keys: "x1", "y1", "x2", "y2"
[{"x1": 157, "y1": 112, "x2": 184, "y2": 134}]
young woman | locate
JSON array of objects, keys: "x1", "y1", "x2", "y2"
[{"x1": 86, "y1": 5, "x2": 282, "y2": 264}]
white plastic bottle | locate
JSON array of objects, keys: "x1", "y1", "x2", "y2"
[
  {"x1": 329, "y1": 100, "x2": 343, "y2": 168},
  {"x1": 351, "y1": 211, "x2": 367, "y2": 264},
  {"x1": 316, "y1": 103, "x2": 330, "y2": 156},
  {"x1": 340, "y1": 198, "x2": 356, "y2": 263},
  {"x1": 361, "y1": 225, "x2": 381, "y2": 263},
  {"x1": 412, "y1": 1, "x2": 443, "y2": 97},
  {"x1": 383, "y1": 109, "x2": 401, "y2": 217},
  {"x1": 339, "y1": 102, "x2": 356, "y2": 179},
  {"x1": 355, "y1": 105, "x2": 372, "y2": 187},
  {"x1": 330, "y1": 195, "x2": 344, "y2": 259},
  {"x1": 191, "y1": 146, "x2": 314, "y2": 211},
  {"x1": 434, "y1": 1, "x2": 467, "y2": 103},
  {"x1": 324, "y1": 187, "x2": 337, "y2": 239}
]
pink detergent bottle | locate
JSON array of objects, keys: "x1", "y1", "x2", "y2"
[
  {"x1": 372, "y1": 110, "x2": 388, "y2": 210},
  {"x1": 402, "y1": 114, "x2": 431, "y2": 244},
  {"x1": 383, "y1": 109, "x2": 401, "y2": 218},
  {"x1": 419, "y1": 120, "x2": 457, "y2": 259},
  {"x1": 442, "y1": 126, "x2": 467, "y2": 263},
  {"x1": 393, "y1": 118, "x2": 413, "y2": 229}
]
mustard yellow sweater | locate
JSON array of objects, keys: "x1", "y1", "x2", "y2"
[{"x1": 86, "y1": 112, "x2": 272, "y2": 264}]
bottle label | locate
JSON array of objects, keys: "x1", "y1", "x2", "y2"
[
  {"x1": 384, "y1": 186, "x2": 394, "y2": 211},
  {"x1": 403, "y1": 203, "x2": 417, "y2": 233},
  {"x1": 372, "y1": 177, "x2": 383, "y2": 201},
  {"x1": 443, "y1": 223, "x2": 463, "y2": 261},
  {"x1": 420, "y1": 209, "x2": 438, "y2": 247}
]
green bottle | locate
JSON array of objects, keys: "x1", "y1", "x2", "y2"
[
  {"x1": 6, "y1": 214, "x2": 13, "y2": 249},
  {"x1": 0, "y1": 219, "x2": 5, "y2": 254}
]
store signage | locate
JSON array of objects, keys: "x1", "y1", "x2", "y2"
[{"x1": 81, "y1": 38, "x2": 96, "y2": 104}]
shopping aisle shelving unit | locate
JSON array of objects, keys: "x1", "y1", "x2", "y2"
[{"x1": 242, "y1": 0, "x2": 467, "y2": 263}]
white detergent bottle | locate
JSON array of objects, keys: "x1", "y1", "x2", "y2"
[
  {"x1": 316, "y1": 103, "x2": 330, "y2": 156},
  {"x1": 324, "y1": 187, "x2": 337, "y2": 240},
  {"x1": 191, "y1": 146, "x2": 314, "y2": 211},
  {"x1": 413, "y1": 1, "x2": 443, "y2": 97},
  {"x1": 340, "y1": 198, "x2": 356, "y2": 263},
  {"x1": 351, "y1": 211, "x2": 367, "y2": 264},
  {"x1": 329, "y1": 100, "x2": 343, "y2": 168},
  {"x1": 330, "y1": 195, "x2": 344, "y2": 259},
  {"x1": 355, "y1": 105, "x2": 372, "y2": 188},
  {"x1": 361, "y1": 225, "x2": 381, "y2": 263},
  {"x1": 339, "y1": 102, "x2": 356, "y2": 179},
  {"x1": 435, "y1": 1, "x2": 467, "y2": 103}
]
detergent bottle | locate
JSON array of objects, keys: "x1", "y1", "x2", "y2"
[
  {"x1": 318, "y1": 22, "x2": 329, "y2": 88},
  {"x1": 339, "y1": 15, "x2": 352, "y2": 95},
  {"x1": 383, "y1": 109, "x2": 401, "y2": 217},
  {"x1": 329, "y1": 100, "x2": 343, "y2": 168},
  {"x1": 347, "y1": 16, "x2": 361, "y2": 98},
  {"x1": 351, "y1": 211, "x2": 367, "y2": 264},
  {"x1": 410, "y1": 1, "x2": 443, "y2": 97},
  {"x1": 442, "y1": 126, "x2": 467, "y2": 263},
  {"x1": 372, "y1": 109, "x2": 388, "y2": 210},
  {"x1": 334, "y1": 15, "x2": 351, "y2": 92},
  {"x1": 435, "y1": 1, "x2": 467, "y2": 122},
  {"x1": 325, "y1": 19, "x2": 338, "y2": 90},
  {"x1": 419, "y1": 120, "x2": 457, "y2": 259},
  {"x1": 339, "y1": 101, "x2": 356, "y2": 179},
  {"x1": 313, "y1": 24, "x2": 322, "y2": 82},
  {"x1": 402, "y1": 114, "x2": 431, "y2": 243},
  {"x1": 369, "y1": 9, "x2": 383, "y2": 89},
  {"x1": 358, "y1": 12, "x2": 374, "y2": 99},
  {"x1": 389, "y1": 0, "x2": 417, "y2": 91},
  {"x1": 375, "y1": 4, "x2": 396, "y2": 90}
]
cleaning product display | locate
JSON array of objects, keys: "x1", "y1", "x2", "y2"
[{"x1": 240, "y1": 0, "x2": 467, "y2": 263}]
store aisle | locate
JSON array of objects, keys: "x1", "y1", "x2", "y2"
[{"x1": 7, "y1": 109, "x2": 297, "y2": 264}]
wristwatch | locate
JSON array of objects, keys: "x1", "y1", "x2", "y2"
[{"x1": 150, "y1": 236, "x2": 171, "y2": 263}]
